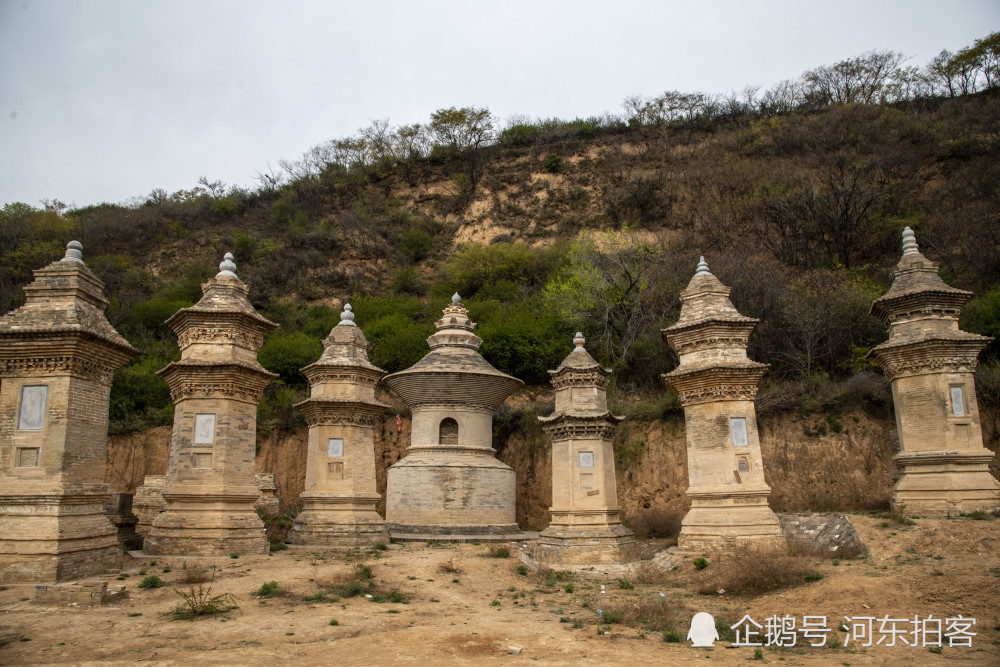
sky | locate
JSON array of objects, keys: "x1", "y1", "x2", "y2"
[{"x1": 1, "y1": 0, "x2": 998, "y2": 209}]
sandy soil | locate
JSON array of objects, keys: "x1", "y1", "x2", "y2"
[{"x1": 1, "y1": 515, "x2": 998, "y2": 666}]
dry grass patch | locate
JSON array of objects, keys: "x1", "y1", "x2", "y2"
[
  {"x1": 596, "y1": 597, "x2": 685, "y2": 633},
  {"x1": 698, "y1": 543, "x2": 811, "y2": 596},
  {"x1": 177, "y1": 564, "x2": 213, "y2": 584},
  {"x1": 438, "y1": 558, "x2": 462, "y2": 574}
]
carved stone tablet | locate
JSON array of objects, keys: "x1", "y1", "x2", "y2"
[
  {"x1": 193, "y1": 414, "x2": 216, "y2": 444},
  {"x1": 18, "y1": 385, "x2": 47, "y2": 431},
  {"x1": 327, "y1": 438, "x2": 344, "y2": 457},
  {"x1": 730, "y1": 417, "x2": 749, "y2": 447}
]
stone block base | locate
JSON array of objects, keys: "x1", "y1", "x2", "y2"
[
  {"x1": 385, "y1": 456, "x2": 517, "y2": 536},
  {"x1": 0, "y1": 546, "x2": 123, "y2": 586},
  {"x1": 144, "y1": 488, "x2": 267, "y2": 556},
  {"x1": 133, "y1": 476, "x2": 167, "y2": 538},
  {"x1": 386, "y1": 522, "x2": 522, "y2": 537},
  {"x1": 892, "y1": 450, "x2": 1000, "y2": 517},
  {"x1": 288, "y1": 494, "x2": 387, "y2": 548},
  {"x1": 677, "y1": 492, "x2": 785, "y2": 555},
  {"x1": 0, "y1": 493, "x2": 124, "y2": 584},
  {"x1": 34, "y1": 580, "x2": 128, "y2": 606},
  {"x1": 528, "y1": 523, "x2": 641, "y2": 567}
]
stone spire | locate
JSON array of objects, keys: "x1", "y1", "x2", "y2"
[
  {"x1": 661, "y1": 257, "x2": 784, "y2": 554},
  {"x1": 526, "y1": 333, "x2": 636, "y2": 568},
  {"x1": 867, "y1": 228, "x2": 997, "y2": 516},
  {"x1": 145, "y1": 252, "x2": 278, "y2": 556},
  {"x1": 0, "y1": 241, "x2": 139, "y2": 583},
  {"x1": 339, "y1": 302, "x2": 356, "y2": 326},
  {"x1": 383, "y1": 295, "x2": 525, "y2": 538},
  {"x1": 289, "y1": 303, "x2": 388, "y2": 547}
]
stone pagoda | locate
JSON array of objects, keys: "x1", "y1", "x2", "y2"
[
  {"x1": 662, "y1": 257, "x2": 784, "y2": 553},
  {"x1": 144, "y1": 253, "x2": 277, "y2": 556},
  {"x1": 0, "y1": 241, "x2": 139, "y2": 583},
  {"x1": 383, "y1": 294, "x2": 523, "y2": 537},
  {"x1": 288, "y1": 304, "x2": 388, "y2": 547},
  {"x1": 868, "y1": 228, "x2": 998, "y2": 516},
  {"x1": 528, "y1": 332, "x2": 637, "y2": 567}
]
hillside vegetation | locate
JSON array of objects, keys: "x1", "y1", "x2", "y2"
[{"x1": 2, "y1": 34, "x2": 1000, "y2": 448}]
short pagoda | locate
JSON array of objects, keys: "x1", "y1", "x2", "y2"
[
  {"x1": 288, "y1": 303, "x2": 389, "y2": 547},
  {"x1": 528, "y1": 332, "x2": 637, "y2": 567},
  {"x1": 0, "y1": 241, "x2": 139, "y2": 583},
  {"x1": 144, "y1": 253, "x2": 277, "y2": 556},
  {"x1": 383, "y1": 294, "x2": 523, "y2": 537},
  {"x1": 662, "y1": 257, "x2": 784, "y2": 553},
  {"x1": 868, "y1": 227, "x2": 998, "y2": 516}
]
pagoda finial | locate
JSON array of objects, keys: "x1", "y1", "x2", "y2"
[
  {"x1": 694, "y1": 255, "x2": 712, "y2": 277},
  {"x1": 452, "y1": 292, "x2": 461, "y2": 304},
  {"x1": 901, "y1": 227, "x2": 919, "y2": 256},
  {"x1": 217, "y1": 252, "x2": 237, "y2": 278},
  {"x1": 339, "y1": 302, "x2": 356, "y2": 326},
  {"x1": 573, "y1": 332, "x2": 586, "y2": 348},
  {"x1": 60, "y1": 240, "x2": 84, "y2": 264}
]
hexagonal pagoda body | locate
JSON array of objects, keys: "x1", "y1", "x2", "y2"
[
  {"x1": 0, "y1": 242, "x2": 139, "y2": 583},
  {"x1": 662, "y1": 258, "x2": 784, "y2": 554},
  {"x1": 144, "y1": 254, "x2": 277, "y2": 556},
  {"x1": 383, "y1": 295, "x2": 523, "y2": 537},
  {"x1": 288, "y1": 304, "x2": 389, "y2": 547},
  {"x1": 526, "y1": 333, "x2": 638, "y2": 567},
  {"x1": 867, "y1": 228, "x2": 997, "y2": 516}
]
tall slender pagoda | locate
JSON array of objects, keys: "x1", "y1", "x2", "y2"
[
  {"x1": 288, "y1": 303, "x2": 388, "y2": 547},
  {"x1": 0, "y1": 242, "x2": 138, "y2": 583},
  {"x1": 529, "y1": 332, "x2": 637, "y2": 566},
  {"x1": 662, "y1": 257, "x2": 784, "y2": 553},
  {"x1": 868, "y1": 228, "x2": 998, "y2": 516},
  {"x1": 144, "y1": 253, "x2": 277, "y2": 556}
]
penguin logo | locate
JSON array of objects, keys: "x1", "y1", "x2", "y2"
[{"x1": 687, "y1": 612, "x2": 719, "y2": 647}]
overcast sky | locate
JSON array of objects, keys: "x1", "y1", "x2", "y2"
[{"x1": 1, "y1": 0, "x2": 998, "y2": 208}]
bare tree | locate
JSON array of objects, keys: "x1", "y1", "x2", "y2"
[
  {"x1": 106, "y1": 432, "x2": 146, "y2": 493},
  {"x1": 802, "y1": 50, "x2": 907, "y2": 105}
]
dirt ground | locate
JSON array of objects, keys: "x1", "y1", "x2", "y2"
[{"x1": 1, "y1": 515, "x2": 998, "y2": 666}]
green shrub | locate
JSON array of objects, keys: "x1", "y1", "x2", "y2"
[
  {"x1": 350, "y1": 297, "x2": 435, "y2": 372},
  {"x1": 329, "y1": 618, "x2": 339, "y2": 626},
  {"x1": 258, "y1": 331, "x2": 323, "y2": 383},
  {"x1": 693, "y1": 557, "x2": 708, "y2": 570},
  {"x1": 498, "y1": 123, "x2": 540, "y2": 146},
  {"x1": 231, "y1": 230, "x2": 256, "y2": 262},
  {"x1": 543, "y1": 153, "x2": 563, "y2": 173},
  {"x1": 252, "y1": 581, "x2": 280, "y2": 597},
  {"x1": 474, "y1": 300, "x2": 569, "y2": 384},
  {"x1": 170, "y1": 578, "x2": 238, "y2": 620},
  {"x1": 391, "y1": 265, "x2": 423, "y2": 295},
  {"x1": 515, "y1": 564, "x2": 528, "y2": 575},
  {"x1": 139, "y1": 575, "x2": 163, "y2": 589},
  {"x1": 662, "y1": 628, "x2": 684, "y2": 643},
  {"x1": 617, "y1": 578, "x2": 634, "y2": 590},
  {"x1": 128, "y1": 298, "x2": 192, "y2": 334},
  {"x1": 401, "y1": 228, "x2": 433, "y2": 261},
  {"x1": 487, "y1": 545, "x2": 510, "y2": 558},
  {"x1": 340, "y1": 580, "x2": 365, "y2": 598}
]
